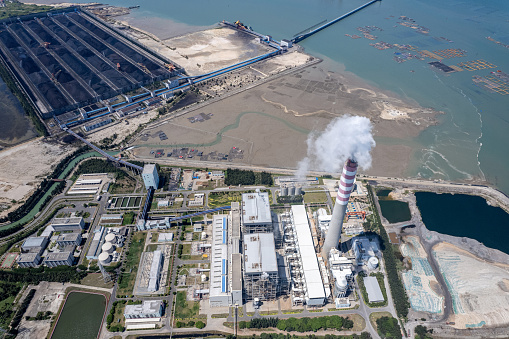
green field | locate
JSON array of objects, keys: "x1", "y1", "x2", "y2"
[
  {"x1": 117, "y1": 232, "x2": 146, "y2": 296},
  {"x1": 174, "y1": 291, "x2": 200, "y2": 319},
  {"x1": 0, "y1": 2, "x2": 52, "y2": 20},
  {"x1": 303, "y1": 190, "x2": 328, "y2": 204}
]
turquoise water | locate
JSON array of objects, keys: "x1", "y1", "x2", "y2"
[
  {"x1": 3, "y1": 0, "x2": 509, "y2": 194},
  {"x1": 51, "y1": 292, "x2": 106, "y2": 339},
  {"x1": 416, "y1": 192, "x2": 509, "y2": 254}
]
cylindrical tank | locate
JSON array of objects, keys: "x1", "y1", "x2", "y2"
[
  {"x1": 201, "y1": 274, "x2": 207, "y2": 282},
  {"x1": 288, "y1": 185, "x2": 296, "y2": 196},
  {"x1": 281, "y1": 186, "x2": 288, "y2": 196},
  {"x1": 102, "y1": 242, "x2": 115, "y2": 253},
  {"x1": 105, "y1": 233, "x2": 117, "y2": 243},
  {"x1": 335, "y1": 277, "x2": 348, "y2": 294},
  {"x1": 201, "y1": 231, "x2": 207, "y2": 240},
  {"x1": 295, "y1": 185, "x2": 302, "y2": 195},
  {"x1": 367, "y1": 256, "x2": 379, "y2": 270},
  {"x1": 99, "y1": 252, "x2": 111, "y2": 265}
]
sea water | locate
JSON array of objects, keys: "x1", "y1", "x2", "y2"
[{"x1": 2, "y1": 0, "x2": 509, "y2": 194}]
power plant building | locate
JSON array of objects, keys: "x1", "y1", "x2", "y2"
[
  {"x1": 290, "y1": 205, "x2": 326, "y2": 306},
  {"x1": 124, "y1": 300, "x2": 164, "y2": 319},
  {"x1": 243, "y1": 232, "x2": 279, "y2": 301},
  {"x1": 363, "y1": 276, "x2": 384, "y2": 303},
  {"x1": 56, "y1": 233, "x2": 82, "y2": 247},
  {"x1": 142, "y1": 164, "x2": 159, "y2": 190},
  {"x1": 209, "y1": 214, "x2": 242, "y2": 307},
  {"x1": 21, "y1": 237, "x2": 49, "y2": 254},
  {"x1": 329, "y1": 249, "x2": 354, "y2": 299},
  {"x1": 241, "y1": 191, "x2": 272, "y2": 233},
  {"x1": 43, "y1": 250, "x2": 75, "y2": 267},
  {"x1": 17, "y1": 252, "x2": 42, "y2": 268},
  {"x1": 50, "y1": 217, "x2": 85, "y2": 232},
  {"x1": 352, "y1": 237, "x2": 380, "y2": 264}
]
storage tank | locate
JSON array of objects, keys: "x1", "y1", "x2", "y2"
[
  {"x1": 201, "y1": 274, "x2": 208, "y2": 282},
  {"x1": 288, "y1": 185, "x2": 295, "y2": 196},
  {"x1": 105, "y1": 233, "x2": 117, "y2": 243},
  {"x1": 281, "y1": 186, "x2": 288, "y2": 196},
  {"x1": 201, "y1": 231, "x2": 207, "y2": 240},
  {"x1": 98, "y1": 252, "x2": 111, "y2": 265},
  {"x1": 295, "y1": 185, "x2": 302, "y2": 195},
  {"x1": 334, "y1": 277, "x2": 348, "y2": 297},
  {"x1": 101, "y1": 242, "x2": 115, "y2": 253},
  {"x1": 367, "y1": 256, "x2": 379, "y2": 270}
]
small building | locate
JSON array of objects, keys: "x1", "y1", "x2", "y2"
[
  {"x1": 281, "y1": 39, "x2": 293, "y2": 48},
  {"x1": 209, "y1": 171, "x2": 224, "y2": 179},
  {"x1": 158, "y1": 233, "x2": 173, "y2": 242},
  {"x1": 124, "y1": 300, "x2": 164, "y2": 319},
  {"x1": 44, "y1": 251, "x2": 75, "y2": 267},
  {"x1": 21, "y1": 237, "x2": 49, "y2": 254},
  {"x1": 83, "y1": 117, "x2": 112, "y2": 132},
  {"x1": 364, "y1": 276, "x2": 384, "y2": 303},
  {"x1": 87, "y1": 226, "x2": 105, "y2": 260},
  {"x1": 56, "y1": 233, "x2": 82, "y2": 247},
  {"x1": 99, "y1": 214, "x2": 124, "y2": 226},
  {"x1": 157, "y1": 200, "x2": 169, "y2": 208},
  {"x1": 50, "y1": 217, "x2": 85, "y2": 232},
  {"x1": 193, "y1": 223, "x2": 203, "y2": 233},
  {"x1": 17, "y1": 252, "x2": 42, "y2": 268},
  {"x1": 148, "y1": 250, "x2": 163, "y2": 292},
  {"x1": 142, "y1": 164, "x2": 159, "y2": 190}
]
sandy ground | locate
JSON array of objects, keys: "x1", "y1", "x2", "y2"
[
  {"x1": 433, "y1": 242, "x2": 509, "y2": 329},
  {"x1": 0, "y1": 138, "x2": 75, "y2": 217},
  {"x1": 131, "y1": 65, "x2": 439, "y2": 177},
  {"x1": 86, "y1": 109, "x2": 159, "y2": 145}
]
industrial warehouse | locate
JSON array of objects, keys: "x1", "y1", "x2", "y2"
[{"x1": 0, "y1": 7, "x2": 177, "y2": 119}]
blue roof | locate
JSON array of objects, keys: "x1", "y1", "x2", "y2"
[
  {"x1": 221, "y1": 276, "x2": 227, "y2": 293},
  {"x1": 222, "y1": 230, "x2": 227, "y2": 244},
  {"x1": 222, "y1": 259, "x2": 227, "y2": 275}
]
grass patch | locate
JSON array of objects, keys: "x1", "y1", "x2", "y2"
[
  {"x1": 348, "y1": 314, "x2": 366, "y2": 332},
  {"x1": 208, "y1": 191, "x2": 243, "y2": 208},
  {"x1": 117, "y1": 232, "x2": 146, "y2": 296},
  {"x1": 81, "y1": 273, "x2": 114, "y2": 289},
  {"x1": 259, "y1": 311, "x2": 278, "y2": 316},
  {"x1": 309, "y1": 309, "x2": 323, "y2": 313},
  {"x1": 174, "y1": 291, "x2": 200, "y2": 319},
  {"x1": 122, "y1": 212, "x2": 135, "y2": 226},
  {"x1": 211, "y1": 313, "x2": 229, "y2": 318},
  {"x1": 303, "y1": 191, "x2": 328, "y2": 204},
  {"x1": 369, "y1": 311, "x2": 393, "y2": 333},
  {"x1": 281, "y1": 309, "x2": 304, "y2": 314}
]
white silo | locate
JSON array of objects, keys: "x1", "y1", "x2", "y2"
[
  {"x1": 281, "y1": 186, "x2": 288, "y2": 196},
  {"x1": 295, "y1": 185, "x2": 302, "y2": 195},
  {"x1": 201, "y1": 231, "x2": 207, "y2": 240},
  {"x1": 105, "y1": 233, "x2": 117, "y2": 244},
  {"x1": 334, "y1": 276, "x2": 348, "y2": 298},
  {"x1": 288, "y1": 185, "x2": 296, "y2": 196},
  {"x1": 99, "y1": 252, "x2": 112, "y2": 265},
  {"x1": 102, "y1": 242, "x2": 115, "y2": 253},
  {"x1": 367, "y1": 256, "x2": 379, "y2": 270},
  {"x1": 201, "y1": 274, "x2": 208, "y2": 282}
]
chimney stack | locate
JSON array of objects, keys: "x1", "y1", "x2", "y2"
[{"x1": 321, "y1": 158, "x2": 358, "y2": 259}]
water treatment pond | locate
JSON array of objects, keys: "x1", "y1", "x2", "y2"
[
  {"x1": 51, "y1": 291, "x2": 106, "y2": 339},
  {"x1": 416, "y1": 192, "x2": 509, "y2": 255},
  {"x1": 378, "y1": 200, "x2": 412, "y2": 223}
]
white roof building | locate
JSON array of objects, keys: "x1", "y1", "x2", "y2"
[
  {"x1": 243, "y1": 233, "x2": 278, "y2": 274},
  {"x1": 364, "y1": 276, "x2": 384, "y2": 303},
  {"x1": 242, "y1": 192, "x2": 272, "y2": 230},
  {"x1": 124, "y1": 300, "x2": 164, "y2": 319},
  {"x1": 291, "y1": 205, "x2": 325, "y2": 306}
]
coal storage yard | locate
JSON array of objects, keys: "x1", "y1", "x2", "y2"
[{"x1": 0, "y1": 9, "x2": 175, "y2": 119}]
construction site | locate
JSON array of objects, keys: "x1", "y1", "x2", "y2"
[{"x1": 0, "y1": 7, "x2": 175, "y2": 119}]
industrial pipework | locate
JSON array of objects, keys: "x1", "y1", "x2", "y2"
[{"x1": 321, "y1": 159, "x2": 358, "y2": 259}]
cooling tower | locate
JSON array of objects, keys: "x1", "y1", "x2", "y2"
[{"x1": 321, "y1": 159, "x2": 358, "y2": 259}]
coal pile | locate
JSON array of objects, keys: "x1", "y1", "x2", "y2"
[{"x1": 0, "y1": 10, "x2": 173, "y2": 118}]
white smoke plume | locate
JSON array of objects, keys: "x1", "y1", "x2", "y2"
[{"x1": 296, "y1": 115, "x2": 376, "y2": 178}]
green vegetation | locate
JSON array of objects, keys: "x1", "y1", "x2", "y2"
[
  {"x1": 117, "y1": 232, "x2": 146, "y2": 296},
  {"x1": 0, "y1": 282, "x2": 24, "y2": 330},
  {"x1": 107, "y1": 300, "x2": 126, "y2": 333},
  {"x1": 208, "y1": 191, "x2": 243, "y2": 208},
  {"x1": 303, "y1": 190, "x2": 328, "y2": 204},
  {"x1": 174, "y1": 291, "x2": 200, "y2": 319},
  {"x1": 375, "y1": 316, "x2": 402, "y2": 339},
  {"x1": 226, "y1": 334, "x2": 371, "y2": 339},
  {"x1": 238, "y1": 316, "x2": 355, "y2": 332},
  {"x1": 0, "y1": 1, "x2": 52, "y2": 20},
  {"x1": 224, "y1": 168, "x2": 273, "y2": 186},
  {"x1": 122, "y1": 212, "x2": 135, "y2": 226},
  {"x1": 0, "y1": 266, "x2": 86, "y2": 285},
  {"x1": 74, "y1": 158, "x2": 124, "y2": 178},
  {"x1": 376, "y1": 189, "x2": 393, "y2": 197},
  {"x1": 367, "y1": 185, "x2": 410, "y2": 318},
  {"x1": 25, "y1": 310, "x2": 52, "y2": 321},
  {"x1": 415, "y1": 325, "x2": 433, "y2": 339},
  {"x1": 357, "y1": 272, "x2": 388, "y2": 307},
  {"x1": 7, "y1": 288, "x2": 35, "y2": 336}
]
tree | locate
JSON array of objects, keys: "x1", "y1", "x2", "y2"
[{"x1": 195, "y1": 321, "x2": 205, "y2": 329}]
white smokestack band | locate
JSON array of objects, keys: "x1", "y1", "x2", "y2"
[{"x1": 322, "y1": 159, "x2": 358, "y2": 259}]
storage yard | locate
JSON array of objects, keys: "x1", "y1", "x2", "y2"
[
  {"x1": 432, "y1": 242, "x2": 509, "y2": 329},
  {"x1": 400, "y1": 236, "x2": 443, "y2": 314},
  {"x1": 0, "y1": 8, "x2": 173, "y2": 118}
]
